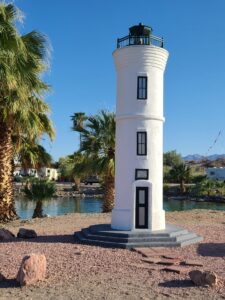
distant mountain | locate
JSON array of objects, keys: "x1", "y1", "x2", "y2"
[
  {"x1": 183, "y1": 154, "x2": 225, "y2": 162},
  {"x1": 183, "y1": 154, "x2": 204, "y2": 161}
]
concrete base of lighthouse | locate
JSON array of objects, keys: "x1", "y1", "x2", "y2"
[{"x1": 75, "y1": 224, "x2": 203, "y2": 248}]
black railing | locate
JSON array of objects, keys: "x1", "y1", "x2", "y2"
[{"x1": 117, "y1": 35, "x2": 164, "y2": 49}]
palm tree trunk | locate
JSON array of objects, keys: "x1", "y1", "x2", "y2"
[
  {"x1": 180, "y1": 180, "x2": 186, "y2": 193},
  {"x1": 74, "y1": 176, "x2": 81, "y2": 192},
  {"x1": 32, "y1": 199, "x2": 43, "y2": 218},
  {"x1": 102, "y1": 174, "x2": 114, "y2": 213},
  {"x1": 0, "y1": 121, "x2": 17, "y2": 221}
]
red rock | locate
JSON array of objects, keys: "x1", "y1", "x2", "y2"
[
  {"x1": 0, "y1": 228, "x2": 15, "y2": 241},
  {"x1": 204, "y1": 271, "x2": 218, "y2": 287},
  {"x1": 74, "y1": 251, "x2": 83, "y2": 255},
  {"x1": 158, "y1": 258, "x2": 180, "y2": 266},
  {"x1": 162, "y1": 254, "x2": 181, "y2": 260},
  {"x1": 181, "y1": 260, "x2": 203, "y2": 267},
  {"x1": 162, "y1": 266, "x2": 189, "y2": 274},
  {"x1": 189, "y1": 270, "x2": 203, "y2": 286},
  {"x1": 16, "y1": 254, "x2": 46, "y2": 286},
  {"x1": 132, "y1": 248, "x2": 158, "y2": 257},
  {"x1": 189, "y1": 270, "x2": 218, "y2": 287},
  {"x1": 151, "y1": 247, "x2": 170, "y2": 256},
  {"x1": 142, "y1": 258, "x2": 161, "y2": 264},
  {"x1": 0, "y1": 273, "x2": 6, "y2": 281},
  {"x1": 17, "y1": 228, "x2": 37, "y2": 239},
  {"x1": 132, "y1": 247, "x2": 169, "y2": 258}
]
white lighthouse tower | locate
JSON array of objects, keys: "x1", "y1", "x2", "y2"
[
  {"x1": 76, "y1": 24, "x2": 202, "y2": 247},
  {"x1": 111, "y1": 23, "x2": 169, "y2": 231}
]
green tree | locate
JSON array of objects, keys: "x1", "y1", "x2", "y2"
[
  {"x1": 0, "y1": 4, "x2": 54, "y2": 221},
  {"x1": 215, "y1": 181, "x2": 225, "y2": 196},
  {"x1": 169, "y1": 163, "x2": 191, "y2": 193},
  {"x1": 195, "y1": 179, "x2": 216, "y2": 197},
  {"x1": 163, "y1": 150, "x2": 183, "y2": 167},
  {"x1": 71, "y1": 112, "x2": 87, "y2": 148},
  {"x1": 24, "y1": 179, "x2": 55, "y2": 218},
  {"x1": 14, "y1": 137, "x2": 52, "y2": 171},
  {"x1": 58, "y1": 152, "x2": 88, "y2": 191},
  {"x1": 72, "y1": 110, "x2": 115, "y2": 212},
  {"x1": 58, "y1": 155, "x2": 75, "y2": 182}
]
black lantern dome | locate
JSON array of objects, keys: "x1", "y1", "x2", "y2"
[
  {"x1": 129, "y1": 23, "x2": 152, "y2": 37},
  {"x1": 117, "y1": 23, "x2": 163, "y2": 49}
]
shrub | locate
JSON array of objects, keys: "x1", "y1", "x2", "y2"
[{"x1": 24, "y1": 179, "x2": 56, "y2": 200}]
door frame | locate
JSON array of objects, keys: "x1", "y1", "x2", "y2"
[
  {"x1": 135, "y1": 186, "x2": 148, "y2": 229},
  {"x1": 131, "y1": 180, "x2": 152, "y2": 231}
]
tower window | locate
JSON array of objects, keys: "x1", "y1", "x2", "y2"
[
  {"x1": 137, "y1": 132, "x2": 147, "y2": 155},
  {"x1": 135, "y1": 169, "x2": 149, "y2": 180},
  {"x1": 137, "y1": 76, "x2": 147, "y2": 99}
]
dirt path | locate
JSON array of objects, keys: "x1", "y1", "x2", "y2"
[{"x1": 0, "y1": 210, "x2": 225, "y2": 299}]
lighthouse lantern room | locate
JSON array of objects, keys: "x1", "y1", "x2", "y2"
[{"x1": 111, "y1": 23, "x2": 169, "y2": 231}]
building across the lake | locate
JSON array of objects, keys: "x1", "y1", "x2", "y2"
[
  {"x1": 38, "y1": 168, "x2": 59, "y2": 181},
  {"x1": 14, "y1": 167, "x2": 59, "y2": 181},
  {"x1": 206, "y1": 167, "x2": 225, "y2": 180}
]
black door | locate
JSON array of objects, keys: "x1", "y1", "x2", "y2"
[{"x1": 136, "y1": 187, "x2": 148, "y2": 229}]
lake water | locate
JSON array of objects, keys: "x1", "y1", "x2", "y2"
[
  {"x1": 15, "y1": 197, "x2": 102, "y2": 220},
  {"x1": 15, "y1": 196, "x2": 225, "y2": 219}
]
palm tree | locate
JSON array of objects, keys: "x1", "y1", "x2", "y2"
[
  {"x1": 215, "y1": 181, "x2": 225, "y2": 196},
  {"x1": 71, "y1": 152, "x2": 87, "y2": 190},
  {"x1": 0, "y1": 4, "x2": 54, "y2": 221},
  {"x1": 24, "y1": 179, "x2": 55, "y2": 218},
  {"x1": 169, "y1": 163, "x2": 191, "y2": 193},
  {"x1": 71, "y1": 112, "x2": 86, "y2": 148},
  {"x1": 195, "y1": 179, "x2": 215, "y2": 197},
  {"x1": 58, "y1": 154, "x2": 75, "y2": 182},
  {"x1": 16, "y1": 139, "x2": 52, "y2": 172},
  {"x1": 72, "y1": 110, "x2": 115, "y2": 212}
]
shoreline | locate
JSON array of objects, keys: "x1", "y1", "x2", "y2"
[{"x1": 165, "y1": 195, "x2": 225, "y2": 204}]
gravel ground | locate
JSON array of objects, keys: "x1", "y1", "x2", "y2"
[{"x1": 0, "y1": 210, "x2": 225, "y2": 299}]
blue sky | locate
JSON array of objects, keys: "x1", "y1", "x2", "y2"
[{"x1": 13, "y1": 0, "x2": 225, "y2": 160}]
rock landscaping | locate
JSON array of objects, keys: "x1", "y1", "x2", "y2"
[
  {"x1": 0, "y1": 228, "x2": 15, "y2": 241},
  {"x1": 16, "y1": 254, "x2": 46, "y2": 286},
  {"x1": 189, "y1": 270, "x2": 218, "y2": 287},
  {"x1": 0, "y1": 210, "x2": 224, "y2": 299},
  {"x1": 0, "y1": 273, "x2": 6, "y2": 281},
  {"x1": 17, "y1": 228, "x2": 37, "y2": 239}
]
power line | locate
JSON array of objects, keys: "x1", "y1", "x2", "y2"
[{"x1": 204, "y1": 130, "x2": 222, "y2": 157}]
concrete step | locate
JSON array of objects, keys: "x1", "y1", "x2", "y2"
[
  {"x1": 76, "y1": 231, "x2": 181, "y2": 248},
  {"x1": 178, "y1": 236, "x2": 203, "y2": 247},
  {"x1": 89, "y1": 224, "x2": 188, "y2": 238},
  {"x1": 75, "y1": 223, "x2": 203, "y2": 249},
  {"x1": 82, "y1": 228, "x2": 196, "y2": 243},
  {"x1": 175, "y1": 232, "x2": 198, "y2": 242},
  {"x1": 75, "y1": 230, "x2": 203, "y2": 249}
]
